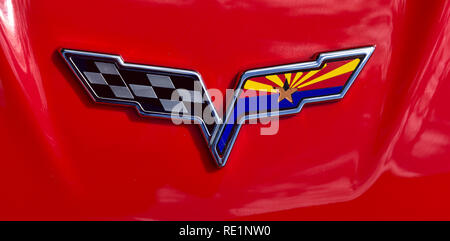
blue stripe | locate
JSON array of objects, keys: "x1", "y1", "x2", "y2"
[{"x1": 216, "y1": 86, "x2": 343, "y2": 154}]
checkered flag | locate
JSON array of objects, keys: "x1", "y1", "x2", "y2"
[{"x1": 62, "y1": 49, "x2": 218, "y2": 136}]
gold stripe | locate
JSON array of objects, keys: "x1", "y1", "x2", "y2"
[
  {"x1": 290, "y1": 72, "x2": 303, "y2": 87},
  {"x1": 298, "y1": 59, "x2": 360, "y2": 89},
  {"x1": 243, "y1": 80, "x2": 278, "y2": 93},
  {"x1": 284, "y1": 73, "x2": 292, "y2": 85},
  {"x1": 292, "y1": 64, "x2": 327, "y2": 88},
  {"x1": 265, "y1": 75, "x2": 284, "y2": 87}
]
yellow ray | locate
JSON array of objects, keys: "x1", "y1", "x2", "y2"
[
  {"x1": 265, "y1": 74, "x2": 284, "y2": 87},
  {"x1": 243, "y1": 80, "x2": 278, "y2": 93},
  {"x1": 290, "y1": 72, "x2": 303, "y2": 87},
  {"x1": 298, "y1": 59, "x2": 360, "y2": 89},
  {"x1": 284, "y1": 73, "x2": 292, "y2": 85},
  {"x1": 292, "y1": 64, "x2": 327, "y2": 88}
]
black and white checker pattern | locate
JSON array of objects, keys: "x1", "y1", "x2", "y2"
[{"x1": 66, "y1": 53, "x2": 216, "y2": 133}]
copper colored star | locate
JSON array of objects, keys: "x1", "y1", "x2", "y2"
[{"x1": 275, "y1": 81, "x2": 298, "y2": 103}]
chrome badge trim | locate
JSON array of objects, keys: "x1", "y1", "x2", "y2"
[{"x1": 61, "y1": 46, "x2": 375, "y2": 167}]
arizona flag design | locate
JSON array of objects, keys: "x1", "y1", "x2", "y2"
[
  {"x1": 243, "y1": 58, "x2": 360, "y2": 108},
  {"x1": 216, "y1": 57, "x2": 365, "y2": 156}
]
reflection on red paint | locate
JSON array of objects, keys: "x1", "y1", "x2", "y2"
[{"x1": 0, "y1": 0, "x2": 448, "y2": 220}]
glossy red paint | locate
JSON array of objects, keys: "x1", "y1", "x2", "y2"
[{"x1": 0, "y1": 0, "x2": 449, "y2": 220}]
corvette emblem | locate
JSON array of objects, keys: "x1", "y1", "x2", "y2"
[{"x1": 61, "y1": 46, "x2": 374, "y2": 167}]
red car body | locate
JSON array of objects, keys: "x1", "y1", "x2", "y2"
[{"x1": 0, "y1": 0, "x2": 449, "y2": 220}]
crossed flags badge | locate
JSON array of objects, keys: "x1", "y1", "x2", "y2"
[{"x1": 61, "y1": 46, "x2": 374, "y2": 167}]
